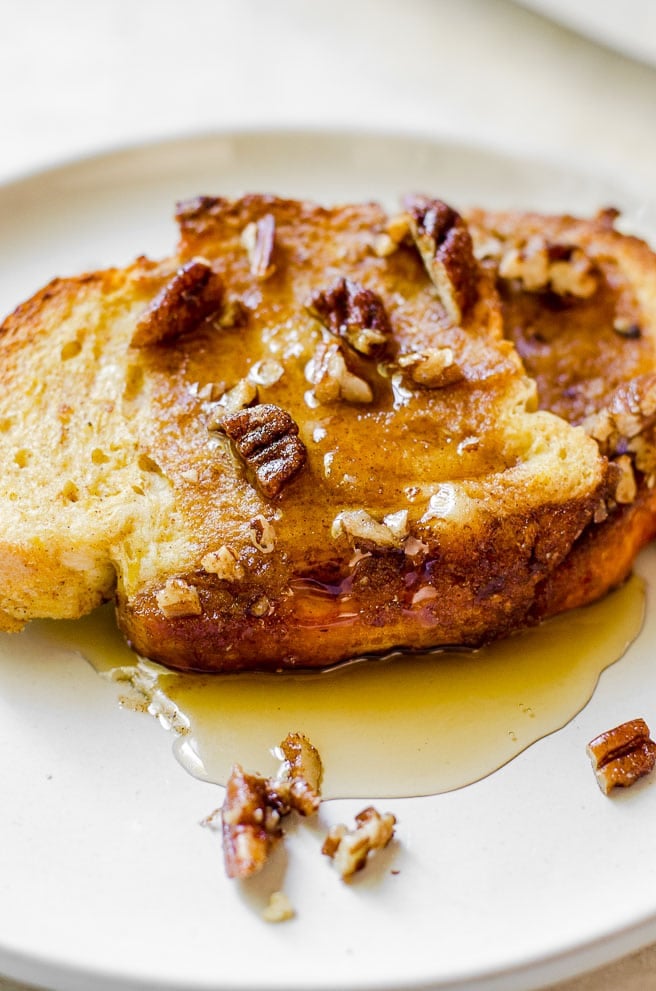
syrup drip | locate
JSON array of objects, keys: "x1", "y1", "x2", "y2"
[{"x1": 45, "y1": 575, "x2": 645, "y2": 799}]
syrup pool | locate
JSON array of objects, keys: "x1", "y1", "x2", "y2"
[{"x1": 43, "y1": 575, "x2": 645, "y2": 799}]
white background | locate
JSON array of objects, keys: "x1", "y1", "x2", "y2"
[{"x1": 1, "y1": 2, "x2": 656, "y2": 989}]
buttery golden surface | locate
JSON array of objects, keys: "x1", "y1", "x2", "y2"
[
  {"x1": 467, "y1": 208, "x2": 656, "y2": 618},
  {"x1": 0, "y1": 195, "x2": 619, "y2": 670}
]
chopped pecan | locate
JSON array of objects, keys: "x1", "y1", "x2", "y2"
[
  {"x1": 219, "y1": 403, "x2": 307, "y2": 497},
  {"x1": 582, "y1": 374, "x2": 656, "y2": 457},
  {"x1": 398, "y1": 347, "x2": 464, "y2": 388},
  {"x1": 241, "y1": 214, "x2": 276, "y2": 279},
  {"x1": 613, "y1": 318, "x2": 642, "y2": 340},
  {"x1": 248, "y1": 514, "x2": 276, "y2": 553},
  {"x1": 155, "y1": 578, "x2": 202, "y2": 619},
  {"x1": 201, "y1": 545, "x2": 245, "y2": 581},
  {"x1": 307, "y1": 341, "x2": 373, "y2": 405},
  {"x1": 331, "y1": 508, "x2": 408, "y2": 549},
  {"x1": 613, "y1": 454, "x2": 637, "y2": 504},
  {"x1": 404, "y1": 195, "x2": 477, "y2": 324},
  {"x1": 271, "y1": 732, "x2": 323, "y2": 817},
  {"x1": 206, "y1": 379, "x2": 259, "y2": 430},
  {"x1": 220, "y1": 734, "x2": 322, "y2": 880},
  {"x1": 322, "y1": 806, "x2": 396, "y2": 879},
  {"x1": 498, "y1": 237, "x2": 597, "y2": 298},
  {"x1": 131, "y1": 260, "x2": 223, "y2": 347},
  {"x1": 213, "y1": 297, "x2": 250, "y2": 330},
  {"x1": 221, "y1": 764, "x2": 284, "y2": 879},
  {"x1": 308, "y1": 277, "x2": 391, "y2": 357},
  {"x1": 587, "y1": 718, "x2": 656, "y2": 794},
  {"x1": 262, "y1": 891, "x2": 295, "y2": 923}
]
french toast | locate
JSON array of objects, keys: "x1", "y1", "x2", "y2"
[
  {"x1": 466, "y1": 207, "x2": 656, "y2": 618},
  {"x1": 0, "y1": 195, "x2": 621, "y2": 671}
]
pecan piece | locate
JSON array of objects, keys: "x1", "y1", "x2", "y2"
[
  {"x1": 219, "y1": 403, "x2": 307, "y2": 497},
  {"x1": 498, "y1": 237, "x2": 597, "y2": 298},
  {"x1": 331, "y1": 508, "x2": 408, "y2": 550},
  {"x1": 307, "y1": 340, "x2": 373, "y2": 404},
  {"x1": 272, "y1": 732, "x2": 323, "y2": 817},
  {"x1": 241, "y1": 213, "x2": 276, "y2": 279},
  {"x1": 587, "y1": 718, "x2": 656, "y2": 794},
  {"x1": 155, "y1": 578, "x2": 202, "y2": 618},
  {"x1": 221, "y1": 764, "x2": 284, "y2": 879},
  {"x1": 404, "y1": 195, "x2": 477, "y2": 324},
  {"x1": 131, "y1": 260, "x2": 223, "y2": 347},
  {"x1": 308, "y1": 277, "x2": 391, "y2": 357},
  {"x1": 220, "y1": 734, "x2": 322, "y2": 880},
  {"x1": 322, "y1": 806, "x2": 396, "y2": 880},
  {"x1": 398, "y1": 347, "x2": 464, "y2": 388}
]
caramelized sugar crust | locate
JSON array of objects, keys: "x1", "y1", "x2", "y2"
[
  {"x1": 0, "y1": 196, "x2": 624, "y2": 670},
  {"x1": 467, "y1": 208, "x2": 656, "y2": 619}
]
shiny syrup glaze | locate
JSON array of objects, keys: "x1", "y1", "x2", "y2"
[{"x1": 45, "y1": 575, "x2": 645, "y2": 799}]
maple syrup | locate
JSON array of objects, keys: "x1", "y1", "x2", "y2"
[{"x1": 43, "y1": 575, "x2": 645, "y2": 799}]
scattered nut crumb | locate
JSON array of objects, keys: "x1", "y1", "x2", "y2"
[
  {"x1": 398, "y1": 347, "x2": 464, "y2": 388},
  {"x1": 201, "y1": 545, "x2": 245, "y2": 581},
  {"x1": 249, "y1": 514, "x2": 276, "y2": 553},
  {"x1": 155, "y1": 578, "x2": 202, "y2": 619},
  {"x1": 241, "y1": 214, "x2": 276, "y2": 279},
  {"x1": 207, "y1": 379, "x2": 259, "y2": 429},
  {"x1": 613, "y1": 454, "x2": 637, "y2": 504},
  {"x1": 213, "y1": 297, "x2": 249, "y2": 330},
  {"x1": 499, "y1": 237, "x2": 597, "y2": 298},
  {"x1": 307, "y1": 340, "x2": 373, "y2": 405},
  {"x1": 262, "y1": 891, "x2": 295, "y2": 923},
  {"x1": 322, "y1": 806, "x2": 396, "y2": 880},
  {"x1": 587, "y1": 718, "x2": 656, "y2": 794},
  {"x1": 331, "y1": 508, "x2": 407, "y2": 549},
  {"x1": 271, "y1": 732, "x2": 323, "y2": 816},
  {"x1": 219, "y1": 734, "x2": 322, "y2": 880}
]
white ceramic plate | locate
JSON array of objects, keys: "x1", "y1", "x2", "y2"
[
  {"x1": 514, "y1": 0, "x2": 656, "y2": 67},
  {"x1": 1, "y1": 130, "x2": 656, "y2": 991}
]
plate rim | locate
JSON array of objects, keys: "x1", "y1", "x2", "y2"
[{"x1": 0, "y1": 125, "x2": 655, "y2": 991}]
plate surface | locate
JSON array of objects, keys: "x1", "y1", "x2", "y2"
[
  {"x1": 514, "y1": 0, "x2": 656, "y2": 67},
  {"x1": 1, "y1": 130, "x2": 656, "y2": 991}
]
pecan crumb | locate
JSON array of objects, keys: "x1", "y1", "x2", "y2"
[
  {"x1": 322, "y1": 807, "x2": 396, "y2": 879},
  {"x1": 262, "y1": 891, "x2": 295, "y2": 923},
  {"x1": 241, "y1": 214, "x2": 276, "y2": 279},
  {"x1": 272, "y1": 732, "x2": 323, "y2": 817},
  {"x1": 613, "y1": 317, "x2": 642, "y2": 339},
  {"x1": 307, "y1": 340, "x2": 373, "y2": 405},
  {"x1": 220, "y1": 734, "x2": 322, "y2": 880},
  {"x1": 587, "y1": 718, "x2": 656, "y2": 794},
  {"x1": 155, "y1": 578, "x2": 202, "y2": 619},
  {"x1": 613, "y1": 454, "x2": 637, "y2": 504},
  {"x1": 221, "y1": 764, "x2": 283, "y2": 879},
  {"x1": 201, "y1": 545, "x2": 245, "y2": 581},
  {"x1": 248, "y1": 514, "x2": 276, "y2": 553},
  {"x1": 499, "y1": 238, "x2": 597, "y2": 298},
  {"x1": 219, "y1": 403, "x2": 307, "y2": 497},
  {"x1": 404, "y1": 195, "x2": 477, "y2": 324},
  {"x1": 131, "y1": 260, "x2": 223, "y2": 347},
  {"x1": 207, "y1": 379, "x2": 259, "y2": 429},
  {"x1": 372, "y1": 215, "x2": 410, "y2": 258},
  {"x1": 398, "y1": 347, "x2": 464, "y2": 388},
  {"x1": 308, "y1": 277, "x2": 391, "y2": 357},
  {"x1": 331, "y1": 508, "x2": 408, "y2": 550}
]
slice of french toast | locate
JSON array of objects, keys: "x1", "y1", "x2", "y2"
[
  {"x1": 0, "y1": 195, "x2": 613, "y2": 670},
  {"x1": 466, "y1": 207, "x2": 656, "y2": 619}
]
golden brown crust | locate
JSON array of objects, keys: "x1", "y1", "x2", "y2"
[
  {"x1": 0, "y1": 195, "x2": 622, "y2": 671},
  {"x1": 468, "y1": 207, "x2": 656, "y2": 618}
]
